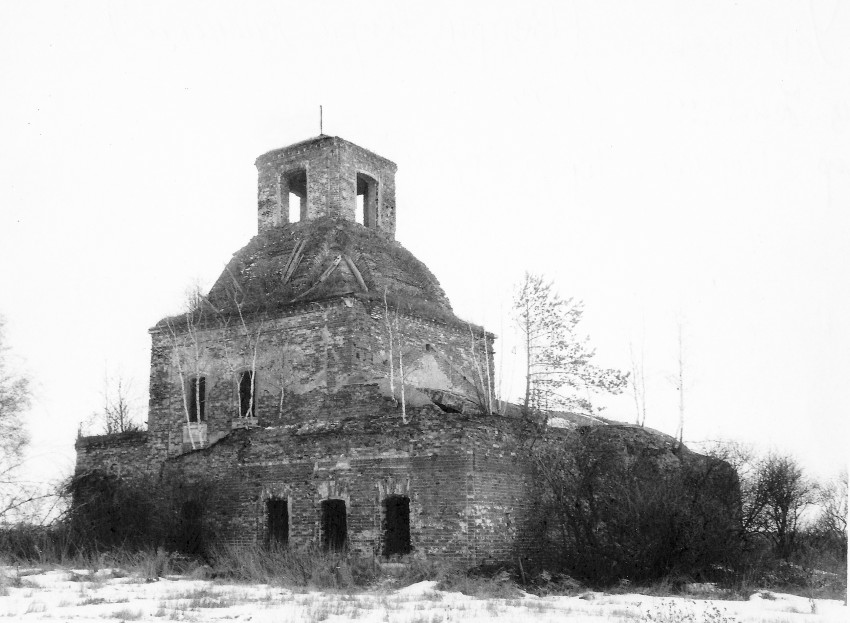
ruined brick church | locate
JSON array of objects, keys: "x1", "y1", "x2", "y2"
[{"x1": 75, "y1": 135, "x2": 553, "y2": 563}]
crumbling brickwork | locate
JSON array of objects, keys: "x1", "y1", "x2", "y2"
[
  {"x1": 146, "y1": 298, "x2": 493, "y2": 457},
  {"x1": 163, "y1": 398, "x2": 538, "y2": 560},
  {"x1": 256, "y1": 136, "x2": 397, "y2": 236},
  {"x1": 73, "y1": 134, "x2": 536, "y2": 566},
  {"x1": 75, "y1": 431, "x2": 155, "y2": 479}
]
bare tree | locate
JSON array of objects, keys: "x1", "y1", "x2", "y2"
[
  {"x1": 812, "y1": 468, "x2": 848, "y2": 561},
  {"x1": 380, "y1": 288, "x2": 421, "y2": 423},
  {"x1": 529, "y1": 427, "x2": 741, "y2": 584},
  {"x1": 629, "y1": 340, "x2": 647, "y2": 427},
  {"x1": 705, "y1": 441, "x2": 819, "y2": 561},
  {"x1": 467, "y1": 323, "x2": 495, "y2": 415},
  {"x1": 0, "y1": 317, "x2": 29, "y2": 457},
  {"x1": 162, "y1": 275, "x2": 272, "y2": 447},
  {"x1": 162, "y1": 286, "x2": 209, "y2": 450},
  {"x1": 815, "y1": 468, "x2": 848, "y2": 546},
  {"x1": 512, "y1": 272, "x2": 628, "y2": 421},
  {"x1": 0, "y1": 315, "x2": 39, "y2": 520},
  {"x1": 669, "y1": 320, "x2": 686, "y2": 445},
  {"x1": 703, "y1": 440, "x2": 770, "y2": 544},
  {"x1": 383, "y1": 288, "x2": 396, "y2": 407},
  {"x1": 662, "y1": 317, "x2": 694, "y2": 447},
  {"x1": 218, "y1": 268, "x2": 267, "y2": 425},
  {"x1": 756, "y1": 452, "x2": 815, "y2": 560},
  {"x1": 92, "y1": 371, "x2": 140, "y2": 434},
  {"x1": 394, "y1": 310, "x2": 407, "y2": 423}
]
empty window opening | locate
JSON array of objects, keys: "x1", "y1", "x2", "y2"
[
  {"x1": 238, "y1": 370, "x2": 255, "y2": 418},
  {"x1": 355, "y1": 193, "x2": 364, "y2": 225},
  {"x1": 177, "y1": 500, "x2": 204, "y2": 556},
  {"x1": 356, "y1": 172, "x2": 378, "y2": 228},
  {"x1": 266, "y1": 498, "x2": 289, "y2": 546},
  {"x1": 383, "y1": 495, "x2": 412, "y2": 556},
  {"x1": 288, "y1": 193, "x2": 302, "y2": 224},
  {"x1": 321, "y1": 499, "x2": 347, "y2": 551},
  {"x1": 281, "y1": 168, "x2": 307, "y2": 223},
  {"x1": 187, "y1": 377, "x2": 206, "y2": 422}
]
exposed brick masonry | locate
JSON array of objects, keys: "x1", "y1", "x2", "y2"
[{"x1": 75, "y1": 135, "x2": 548, "y2": 566}]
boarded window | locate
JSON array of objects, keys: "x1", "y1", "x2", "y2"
[
  {"x1": 321, "y1": 499, "x2": 347, "y2": 551},
  {"x1": 266, "y1": 498, "x2": 289, "y2": 546},
  {"x1": 177, "y1": 500, "x2": 204, "y2": 555},
  {"x1": 238, "y1": 370, "x2": 255, "y2": 418},
  {"x1": 383, "y1": 495, "x2": 411, "y2": 556},
  {"x1": 187, "y1": 377, "x2": 205, "y2": 422}
]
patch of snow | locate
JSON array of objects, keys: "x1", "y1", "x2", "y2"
[
  {"x1": 396, "y1": 580, "x2": 439, "y2": 595},
  {"x1": 1, "y1": 566, "x2": 846, "y2": 623}
]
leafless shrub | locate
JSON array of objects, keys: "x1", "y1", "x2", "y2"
[{"x1": 528, "y1": 427, "x2": 741, "y2": 584}]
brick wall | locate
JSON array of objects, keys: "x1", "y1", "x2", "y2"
[
  {"x1": 256, "y1": 136, "x2": 397, "y2": 236},
  {"x1": 158, "y1": 404, "x2": 535, "y2": 564},
  {"x1": 146, "y1": 300, "x2": 494, "y2": 459},
  {"x1": 75, "y1": 385, "x2": 542, "y2": 565},
  {"x1": 74, "y1": 431, "x2": 157, "y2": 479}
]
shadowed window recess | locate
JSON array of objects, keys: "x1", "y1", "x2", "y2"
[
  {"x1": 383, "y1": 495, "x2": 411, "y2": 556},
  {"x1": 321, "y1": 499, "x2": 347, "y2": 551},
  {"x1": 238, "y1": 370, "x2": 256, "y2": 418},
  {"x1": 187, "y1": 377, "x2": 205, "y2": 422},
  {"x1": 266, "y1": 498, "x2": 289, "y2": 546}
]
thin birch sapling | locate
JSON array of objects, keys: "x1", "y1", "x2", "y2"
[{"x1": 512, "y1": 272, "x2": 627, "y2": 423}]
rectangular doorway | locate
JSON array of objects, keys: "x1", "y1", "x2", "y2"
[
  {"x1": 266, "y1": 498, "x2": 289, "y2": 546},
  {"x1": 321, "y1": 499, "x2": 347, "y2": 551},
  {"x1": 383, "y1": 495, "x2": 411, "y2": 556}
]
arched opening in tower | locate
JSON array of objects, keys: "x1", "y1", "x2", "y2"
[
  {"x1": 280, "y1": 168, "x2": 307, "y2": 224},
  {"x1": 356, "y1": 172, "x2": 378, "y2": 228}
]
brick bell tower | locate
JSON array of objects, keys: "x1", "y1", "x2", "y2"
[{"x1": 255, "y1": 135, "x2": 398, "y2": 238}]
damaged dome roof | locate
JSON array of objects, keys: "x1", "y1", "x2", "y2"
[{"x1": 203, "y1": 217, "x2": 455, "y2": 318}]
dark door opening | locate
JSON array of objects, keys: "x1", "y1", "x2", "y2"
[
  {"x1": 177, "y1": 500, "x2": 204, "y2": 556},
  {"x1": 266, "y1": 498, "x2": 289, "y2": 546},
  {"x1": 321, "y1": 499, "x2": 347, "y2": 551},
  {"x1": 383, "y1": 495, "x2": 411, "y2": 556}
]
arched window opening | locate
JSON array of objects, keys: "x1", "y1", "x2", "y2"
[
  {"x1": 281, "y1": 168, "x2": 307, "y2": 224},
  {"x1": 356, "y1": 172, "x2": 378, "y2": 228},
  {"x1": 383, "y1": 495, "x2": 411, "y2": 556},
  {"x1": 238, "y1": 370, "x2": 255, "y2": 419},
  {"x1": 187, "y1": 377, "x2": 205, "y2": 423}
]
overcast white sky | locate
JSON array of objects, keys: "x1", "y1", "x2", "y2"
[{"x1": 1, "y1": 1, "x2": 847, "y2": 489}]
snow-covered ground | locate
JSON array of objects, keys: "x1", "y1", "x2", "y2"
[{"x1": 0, "y1": 566, "x2": 846, "y2": 622}]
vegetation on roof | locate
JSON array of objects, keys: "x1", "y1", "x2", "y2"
[{"x1": 155, "y1": 217, "x2": 475, "y2": 331}]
